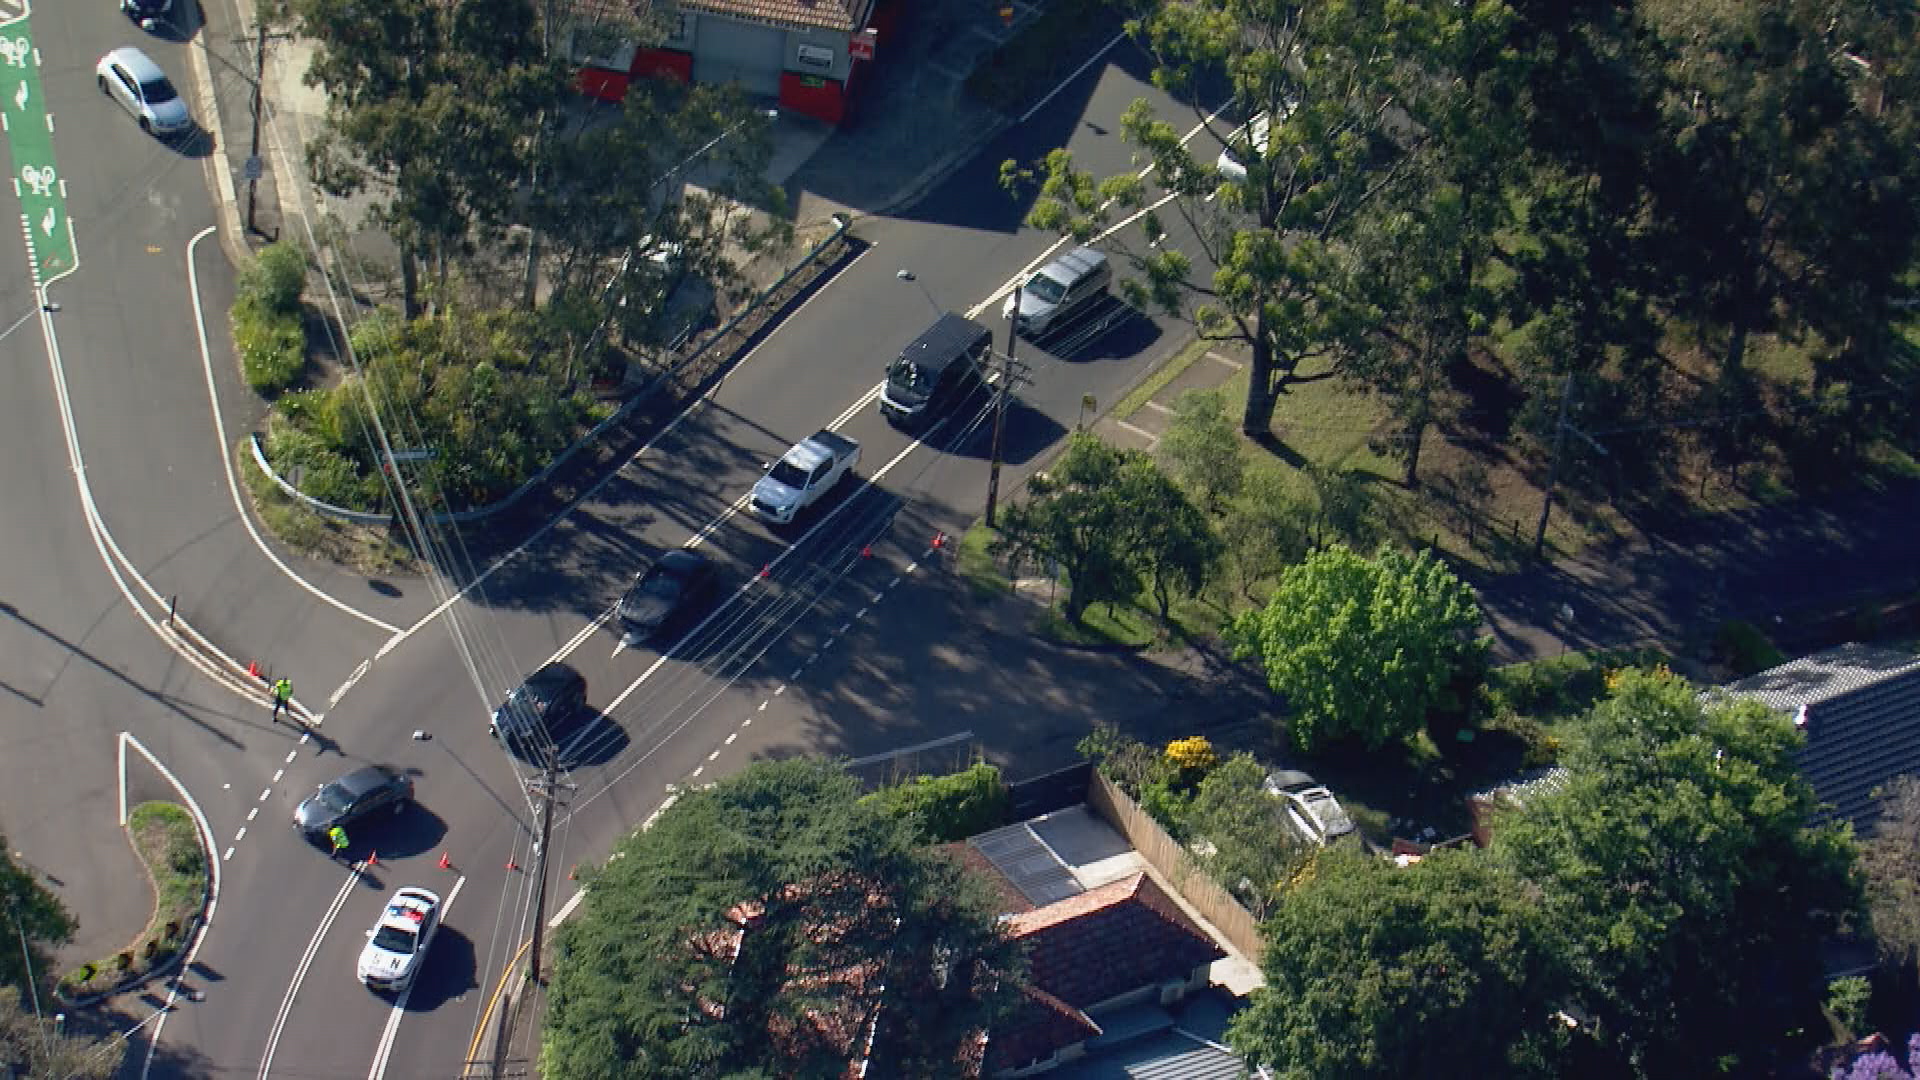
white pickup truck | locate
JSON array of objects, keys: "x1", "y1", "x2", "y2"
[{"x1": 749, "y1": 430, "x2": 861, "y2": 525}]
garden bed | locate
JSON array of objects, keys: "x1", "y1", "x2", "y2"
[{"x1": 55, "y1": 802, "x2": 208, "y2": 1005}]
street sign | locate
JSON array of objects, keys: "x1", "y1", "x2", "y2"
[{"x1": 243, "y1": 155, "x2": 263, "y2": 181}]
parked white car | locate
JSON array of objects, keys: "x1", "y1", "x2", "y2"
[
  {"x1": 1264, "y1": 769, "x2": 1356, "y2": 846},
  {"x1": 95, "y1": 48, "x2": 191, "y2": 137}
]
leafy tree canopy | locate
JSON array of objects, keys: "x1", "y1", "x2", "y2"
[
  {"x1": 1863, "y1": 775, "x2": 1920, "y2": 978},
  {"x1": 1492, "y1": 668, "x2": 1862, "y2": 1077},
  {"x1": 542, "y1": 760, "x2": 1026, "y2": 1080},
  {"x1": 1229, "y1": 544, "x2": 1484, "y2": 751},
  {"x1": 1229, "y1": 847, "x2": 1572, "y2": 1080},
  {"x1": 0, "y1": 986, "x2": 120, "y2": 1079}
]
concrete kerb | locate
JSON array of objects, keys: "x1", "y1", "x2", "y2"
[{"x1": 184, "y1": 0, "x2": 252, "y2": 270}]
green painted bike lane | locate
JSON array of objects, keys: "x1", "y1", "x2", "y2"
[{"x1": 0, "y1": 0, "x2": 78, "y2": 287}]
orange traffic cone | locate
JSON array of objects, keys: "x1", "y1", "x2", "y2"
[
  {"x1": 365, "y1": 851, "x2": 379, "y2": 867},
  {"x1": 506, "y1": 856, "x2": 520, "y2": 872},
  {"x1": 438, "y1": 853, "x2": 453, "y2": 871},
  {"x1": 568, "y1": 864, "x2": 579, "y2": 881}
]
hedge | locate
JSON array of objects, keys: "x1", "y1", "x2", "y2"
[
  {"x1": 232, "y1": 242, "x2": 308, "y2": 396},
  {"x1": 861, "y1": 763, "x2": 1009, "y2": 844}
]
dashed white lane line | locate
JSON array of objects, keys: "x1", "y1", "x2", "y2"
[
  {"x1": 235, "y1": 826, "x2": 247, "y2": 843},
  {"x1": 247, "y1": 808, "x2": 259, "y2": 822},
  {"x1": 271, "y1": 769, "x2": 283, "y2": 784},
  {"x1": 707, "y1": 749, "x2": 722, "y2": 762},
  {"x1": 223, "y1": 846, "x2": 234, "y2": 861},
  {"x1": 690, "y1": 765, "x2": 704, "y2": 778},
  {"x1": 284, "y1": 750, "x2": 297, "y2": 764},
  {"x1": 723, "y1": 733, "x2": 737, "y2": 746},
  {"x1": 257, "y1": 788, "x2": 270, "y2": 802}
]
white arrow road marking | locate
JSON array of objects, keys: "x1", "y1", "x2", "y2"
[
  {"x1": 39, "y1": 205, "x2": 52, "y2": 235},
  {"x1": 367, "y1": 875, "x2": 466, "y2": 1080},
  {"x1": 12, "y1": 80, "x2": 24, "y2": 111}
]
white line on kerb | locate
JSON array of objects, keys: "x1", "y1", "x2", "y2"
[{"x1": 185, "y1": 227, "x2": 401, "y2": 636}]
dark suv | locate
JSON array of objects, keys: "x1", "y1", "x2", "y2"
[
  {"x1": 293, "y1": 765, "x2": 413, "y2": 841},
  {"x1": 489, "y1": 663, "x2": 589, "y2": 750}
]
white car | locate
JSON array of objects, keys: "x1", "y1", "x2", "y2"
[
  {"x1": 1216, "y1": 110, "x2": 1273, "y2": 182},
  {"x1": 96, "y1": 48, "x2": 191, "y2": 137},
  {"x1": 1264, "y1": 769, "x2": 1356, "y2": 846},
  {"x1": 358, "y1": 886, "x2": 441, "y2": 992}
]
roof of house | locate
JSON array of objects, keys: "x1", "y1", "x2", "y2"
[
  {"x1": 985, "y1": 986, "x2": 1104, "y2": 1072},
  {"x1": 1721, "y1": 643, "x2": 1920, "y2": 834},
  {"x1": 678, "y1": 0, "x2": 878, "y2": 35},
  {"x1": 941, "y1": 842, "x2": 1036, "y2": 915},
  {"x1": 1005, "y1": 872, "x2": 1225, "y2": 1011}
]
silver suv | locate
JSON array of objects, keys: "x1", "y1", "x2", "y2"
[
  {"x1": 1264, "y1": 769, "x2": 1356, "y2": 846},
  {"x1": 1003, "y1": 246, "x2": 1111, "y2": 336}
]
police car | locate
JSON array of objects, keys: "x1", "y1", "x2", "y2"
[{"x1": 358, "y1": 887, "x2": 441, "y2": 992}]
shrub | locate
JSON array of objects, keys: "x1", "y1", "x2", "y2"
[
  {"x1": 1164, "y1": 736, "x2": 1218, "y2": 774},
  {"x1": 860, "y1": 764, "x2": 1008, "y2": 844},
  {"x1": 1714, "y1": 618, "x2": 1786, "y2": 677},
  {"x1": 237, "y1": 241, "x2": 307, "y2": 315},
  {"x1": 234, "y1": 297, "x2": 305, "y2": 395}
]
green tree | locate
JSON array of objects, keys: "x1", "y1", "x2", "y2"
[
  {"x1": 1156, "y1": 388, "x2": 1244, "y2": 508},
  {"x1": 1229, "y1": 545, "x2": 1484, "y2": 751},
  {"x1": 1120, "y1": 453, "x2": 1222, "y2": 623},
  {"x1": 1006, "y1": 0, "x2": 1494, "y2": 435},
  {"x1": 0, "y1": 846, "x2": 71, "y2": 995},
  {"x1": 0, "y1": 986, "x2": 120, "y2": 1079},
  {"x1": 541, "y1": 760, "x2": 1025, "y2": 1080},
  {"x1": 993, "y1": 434, "x2": 1141, "y2": 625},
  {"x1": 1229, "y1": 848, "x2": 1571, "y2": 1079},
  {"x1": 1492, "y1": 668, "x2": 1862, "y2": 1077},
  {"x1": 1181, "y1": 753, "x2": 1306, "y2": 919},
  {"x1": 1861, "y1": 774, "x2": 1920, "y2": 978},
  {"x1": 285, "y1": 0, "x2": 557, "y2": 315}
]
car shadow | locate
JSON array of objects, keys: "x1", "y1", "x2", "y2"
[
  {"x1": 406, "y1": 926, "x2": 478, "y2": 1012},
  {"x1": 565, "y1": 713, "x2": 630, "y2": 768},
  {"x1": 166, "y1": 124, "x2": 216, "y2": 160}
]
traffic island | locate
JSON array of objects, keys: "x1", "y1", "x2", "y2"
[{"x1": 53, "y1": 802, "x2": 209, "y2": 1007}]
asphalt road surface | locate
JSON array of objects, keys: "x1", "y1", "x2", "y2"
[{"x1": 0, "y1": 3, "x2": 1240, "y2": 1077}]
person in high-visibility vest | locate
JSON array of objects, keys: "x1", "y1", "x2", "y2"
[
  {"x1": 328, "y1": 825, "x2": 349, "y2": 859},
  {"x1": 271, "y1": 678, "x2": 293, "y2": 722}
]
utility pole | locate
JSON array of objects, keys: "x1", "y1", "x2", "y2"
[
  {"x1": 987, "y1": 285, "x2": 1021, "y2": 527},
  {"x1": 243, "y1": 22, "x2": 292, "y2": 236},
  {"x1": 1532, "y1": 373, "x2": 1607, "y2": 558},
  {"x1": 524, "y1": 762, "x2": 574, "y2": 986}
]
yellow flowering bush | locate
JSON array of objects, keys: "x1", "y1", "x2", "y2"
[{"x1": 1164, "y1": 736, "x2": 1218, "y2": 773}]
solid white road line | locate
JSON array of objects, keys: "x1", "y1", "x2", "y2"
[
  {"x1": 367, "y1": 874, "x2": 466, "y2": 1080},
  {"x1": 256, "y1": 866, "x2": 362, "y2": 1080},
  {"x1": 185, "y1": 225, "x2": 402, "y2": 636},
  {"x1": 371, "y1": 245, "x2": 877, "y2": 663}
]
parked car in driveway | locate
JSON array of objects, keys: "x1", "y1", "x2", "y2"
[
  {"x1": 293, "y1": 764, "x2": 413, "y2": 842},
  {"x1": 358, "y1": 886, "x2": 441, "y2": 993},
  {"x1": 619, "y1": 549, "x2": 716, "y2": 645},
  {"x1": 489, "y1": 662, "x2": 589, "y2": 750},
  {"x1": 95, "y1": 48, "x2": 191, "y2": 136},
  {"x1": 1264, "y1": 769, "x2": 1357, "y2": 846}
]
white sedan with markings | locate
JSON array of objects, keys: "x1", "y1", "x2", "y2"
[{"x1": 357, "y1": 887, "x2": 441, "y2": 993}]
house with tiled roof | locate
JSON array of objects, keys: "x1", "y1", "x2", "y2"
[
  {"x1": 1719, "y1": 643, "x2": 1920, "y2": 836},
  {"x1": 566, "y1": 0, "x2": 899, "y2": 125},
  {"x1": 986, "y1": 872, "x2": 1229, "y2": 1077}
]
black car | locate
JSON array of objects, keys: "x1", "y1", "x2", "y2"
[
  {"x1": 293, "y1": 764, "x2": 412, "y2": 841},
  {"x1": 121, "y1": 0, "x2": 174, "y2": 30},
  {"x1": 489, "y1": 662, "x2": 589, "y2": 748},
  {"x1": 618, "y1": 550, "x2": 717, "y2": 645}
]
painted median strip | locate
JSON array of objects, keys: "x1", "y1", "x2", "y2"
[{"x1": 0, "y1": 1, "x2": 77, "y2": 287}]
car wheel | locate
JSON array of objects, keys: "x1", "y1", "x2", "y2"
[
  {"x1": 98, "y1": 76, "x2": 109, "y2": 94},
  {"x1": 138, "y1": 117, "x2": 151, "y2": 134}
]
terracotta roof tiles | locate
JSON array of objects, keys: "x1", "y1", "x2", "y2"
[
  {"x1": 1006, "y1": 872, "x2": 1224, "y2": 1011},
  {"x1": 677, "y1": 0, "x2": 876, "y2": 34}
]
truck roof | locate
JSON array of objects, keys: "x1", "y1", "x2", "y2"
[
  {"x1": 793, "y1": 430, "x2": 858, "y2": 468},
  {"x1": 898, "y1": 314, "x2": 991, "y2": 375}
]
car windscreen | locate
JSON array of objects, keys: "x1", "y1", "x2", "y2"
[
  {"x1": 506, "y1": 686, "x2": 549, "y2": 715},
  {"x1": 371, "y1": 925, "x2": 417, "y2": 954},
  {"x1": 317, "y1": 783, "x2": 355, "y2": 812},
  {"x1": 887, "y1": 357, "x2": 931, "y2": 391},
  {"x1": 1023, "y1": 274, "x2": 1068, "y2": 304},
  {"x1": 638, "y1": 569, "x2": 683, "y2": 597},
  {"x1": 140, "y1": 77, "x2": 179, "y2": 105},
  {"x1": 768, "y1": 459, "x2": 809, "y2": 488}
]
